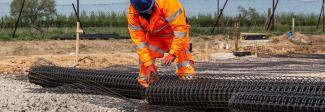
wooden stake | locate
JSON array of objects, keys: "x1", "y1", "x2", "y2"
[
  {"x1": 254, "y1": 42, "x2": 258, "y2": 56},
  {"x1": 75, "y1": 22, "x2": 83, "y2": 66},
  {"x1": 292, "y1": 18, "x2": 295, "y2": 33},
  {"x1": 235, "y1": 15, "x2": 241, "y2": 51},
  {"x1": 235, "y1": 23, "x2": 240, "y2": 51},
  {"x1": 205, "y1": 41, "x2": 209, "y2": 61}
]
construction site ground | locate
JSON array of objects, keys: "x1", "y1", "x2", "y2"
[{"x1": 0, "y1": 34, "x2": 324, "y2": 111}]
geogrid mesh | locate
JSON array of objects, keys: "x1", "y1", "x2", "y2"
[
  {"x1": 28, "y1": 65, "x2": 325, "y2": 111},
  {"x1": 29, "y1": 65, "x2": 146, "y2": 99},
  {"x1": 146, "y1": 76, "x2": 325, "y2": 110},
  {"x1": 229, "y1": 92, "x2": 325, "y2": 112}
]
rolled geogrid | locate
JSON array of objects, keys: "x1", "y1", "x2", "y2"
[
  {"x1": 146, "y1": 77, "x2": 325, "y2": 110},
  {"x1": 29, "y1": 66, "x2": 146, "y2": 99},
  {"x1": 229, "y1": 92, "x2": 325, "y2": 112},
  {"x1": 28, "y1": 66, "x2": 325, "y2": 111}
]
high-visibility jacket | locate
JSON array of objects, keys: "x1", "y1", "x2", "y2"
[{"x1": 127, "y1": 0, "x2": 190, "y2": 67}]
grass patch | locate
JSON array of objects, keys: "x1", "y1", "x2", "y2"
[{"x1": 1, "y1": 26, "x2": 324, "y2": 41}]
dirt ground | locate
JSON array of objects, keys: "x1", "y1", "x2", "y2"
[
  {"x1": 0, "y1": 34, "x2": 324, "y2": 74},
  {"x1": 242, "y1": 32, "x2": 325, "y2": 56}
]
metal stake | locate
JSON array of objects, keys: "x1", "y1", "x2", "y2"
[{"x1": 12, "y1": 0, "x2": 26, "y2": 38}]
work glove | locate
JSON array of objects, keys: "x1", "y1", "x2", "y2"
[
  {"x1": 144, "y1": 64, "x2": 158, "y2": 77},
  {"x1": 162, "y1": 54, "x2": 176, "y2": 66},
  {"x1": 138, "y1": 64, "x2": 159, "y2": 88}
]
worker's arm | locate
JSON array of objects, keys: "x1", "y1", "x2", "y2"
[
  {"x1": 128, "y1": 6, "x2": 152, "y2": 67},
  {"x1": 162, "y1": 0, "x2": 190, "y2": 56}
]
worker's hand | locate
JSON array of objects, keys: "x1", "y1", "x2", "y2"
[
  {"x1": 162, "y1": 54, "x2": 176, "y2": 66},
  {"x1": 144, "y1": 64, "x2": 157, "y2": 76},
  {"x1": 138, "y1": 64, "x2": 158, "y2": 88}
]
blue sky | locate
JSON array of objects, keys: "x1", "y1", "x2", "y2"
[
  {"x1": 0, "y1": 0, "x2": 322, "y2": 5},
  {"x1": 0, "y1": 0, "x2": 323, "y2": 17},
  {"x1": 0, "y1": 0, "x2": 321, "y2": 4}
]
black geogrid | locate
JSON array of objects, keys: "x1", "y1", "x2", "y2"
[{"x1": 29, "y1": 65, "x2": 325, "y2": 111}]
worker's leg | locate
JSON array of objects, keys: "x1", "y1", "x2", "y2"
[
  {"x1": 163, "y1": 36, "x2": 195, "y2": 79},
  {"x1": 174, "y1": 50, "x2": 195, "y2": 79}
]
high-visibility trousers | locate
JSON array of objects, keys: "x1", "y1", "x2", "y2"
[{"x1": 138, "y1": 36, "x2": 195, "y2": 78}]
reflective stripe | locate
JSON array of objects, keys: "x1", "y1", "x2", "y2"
[
  {"x1": 151, "y1": 8, "x2": 183, "y2": 33},
  {"x1": 166, "y1": 8, "x2": 183, "y2": 23},
  {"x1": 148, "y1": 44, "x2": 165, "y2": 55},
  {"x1": 128, "y1": 24, "x2": 142, "y2": 31},
  {"x1": 152, "y1": 23, "x2": 169, "y2": 33},
  {"x1": 136, "y1": 42, "x2": 165, "y2": 55},
  {"x1": 160, "y1": 16, "x2": 168, "y2": 22},
  {"x1": 174, "y1": 31, "x2": 187, "y2": 38},
  {"x1": 176, "y1": 61, "x2": 191, "y2": 69},
  {"x1": 136, "y1": 42, "x2": 148, "y2": 50}
]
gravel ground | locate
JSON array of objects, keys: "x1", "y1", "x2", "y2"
[
  {"x1": 160, "y1": 55, "x2": 325, "y2": 77},
  {"x1": 0, "y1": 76, "x2": 137, "y2": 112},
  {"x1": 0, "y1": 76, "x2": 195, "y2": 112}
]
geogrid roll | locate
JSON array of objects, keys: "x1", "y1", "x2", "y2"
[
  {"x1": 29, "y1": 66, "x2": 146, "y2": 99},
  {"x1": 146, "y1": 77, "x2": 325, "y2": 110},
  {"x1": 229, "y1": 92, "x2": 325, "y2": 112},
  {"x1": 28, "y1": 66, "x2": 325, "y2": 111}
]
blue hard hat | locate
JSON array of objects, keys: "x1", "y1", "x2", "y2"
[{"x1": 130, "y1": 0, "x2": 155, "y2": 13}]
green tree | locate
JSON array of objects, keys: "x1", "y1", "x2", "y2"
[
  {"x1": 10, "y1": 0, "x2": 56, "y2": 26},
  {"x1": 238, "y1": 6, "x2": 260, "y2": 26}
]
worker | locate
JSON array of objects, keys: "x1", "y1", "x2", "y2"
[{"x1": 128, "y1": 0, "x2": 195, "y2": 88}]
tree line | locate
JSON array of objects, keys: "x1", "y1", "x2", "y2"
[{"x1": 0, "y1": 0, "x2": 321, "y2": 29}]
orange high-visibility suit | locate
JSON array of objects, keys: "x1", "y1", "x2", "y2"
[{"x1": 127, "y1": 0, "x2": 195, "y2": 78}]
